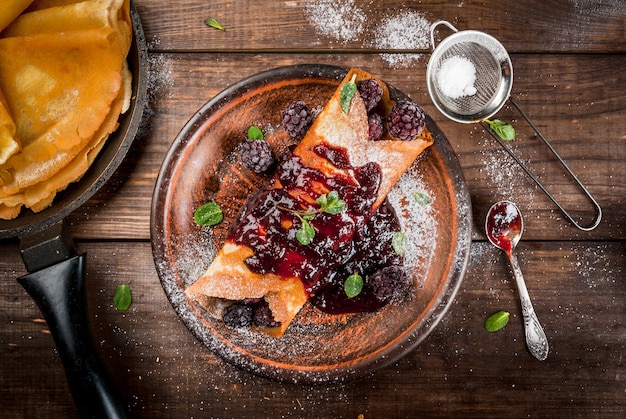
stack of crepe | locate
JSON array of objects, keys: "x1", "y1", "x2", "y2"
[
  {"x1": 187, "y1": 68, "x2": 435, "y2": 337},
  {"x1": 0, "y1": 0, "x2": 132, "y2": 220}
]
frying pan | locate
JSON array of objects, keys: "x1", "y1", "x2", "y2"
[{"x1": 0, "y1": 5, "x2": 147, "y2": 418}]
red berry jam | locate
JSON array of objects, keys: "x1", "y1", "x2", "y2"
[
  {"x1": 310, "y1": 198, "x2": 404, "y2": 314},
  {"x1": 227, "y1": 142, "x2": 406, "y2": 314},
  {"x1": 486, "y1": 201, "x2": 522, "y2": 255}
]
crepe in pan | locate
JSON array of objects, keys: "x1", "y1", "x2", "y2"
[
  {"x1": 0, "y1": 88, "x2": 20, "y2": 166},
  {"x1": 0, "y1": 0, "x2": 34, "y2": 32},
  {"x1": 0, "y1": 0, "x2": 131, "y2": 219}
]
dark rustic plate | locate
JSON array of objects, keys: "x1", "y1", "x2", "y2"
[{"x1": 151, "y1": 64, "x2": 471, "y2": 383}]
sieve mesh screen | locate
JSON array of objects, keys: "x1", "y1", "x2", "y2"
[
  {"x1": 432, "y1": 41, "x2": 502, "y2": 116},
  {"x1": 427, "y1": 25, "x2": 512, "y2": 123}
]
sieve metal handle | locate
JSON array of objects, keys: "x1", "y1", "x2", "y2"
[
  {"x1": 482, "y1": 98, "x2": 602, "y2": 231},
  {"x1": 430, "y1": 20, "x2": 459, "y2": 51}
]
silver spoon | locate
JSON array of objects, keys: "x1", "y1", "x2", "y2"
[{"x1": 486, "y1": 201, "x2": 549, "y2": 361}]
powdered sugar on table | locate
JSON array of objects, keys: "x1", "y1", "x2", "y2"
[
  {"x1": 373, "y1": 11, "x2": 431, "y2": 68},
  {"x1": 304, "y1": 1, "x2": 432, "y2": 68},
  {"x1": 303, "y1": 0, "x2": 366, "y2": 43}
]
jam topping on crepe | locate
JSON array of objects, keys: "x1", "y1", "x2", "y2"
[
  {"x1": 229, "y1": 143, "x2": 383, "y2": 298},
  {"x1": 186, "y1": 68, "x2": 434, "y2": 336}
]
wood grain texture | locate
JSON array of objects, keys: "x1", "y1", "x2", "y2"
[
  {"x1": 0, "y1": 1, "x2": 624, "y2": 417},
  {"x1": 0, "y1": 241, "x2": 624, "y2": 418},
  {"x1": 134, "y1": 0, "x2": 626, "y2": 53}
]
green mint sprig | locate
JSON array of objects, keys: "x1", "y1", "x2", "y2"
[
  {"x1": 247, "y1": 125, "x2": 264, "y2": 140},
  {"x1": 340, "y1": 74, "x2": 358, "y2": 114},
  {"x1": 314, "y1": 190, "x2": 346, "y2": 215},
  {"x1": 485, "y1": 119, "x2": 515, "y2": 141},
  {"x1": 204, "y1": 18, "x2": 225, "y2": 31},
  {"x1": 485, "y1": 310, "x2": 510, "y2": 332},
  {"x1": 113, "y1": 285, "x2": 132, "y2": 311},
  {"x1": 294, "y1": 213, "x2": 315, "y2": 245},
  {"x1": 413, "y1": 191, "x2": 431, "y2": 206},
  {"x1": 344, "y1": 272, "x2": 364, "y2": 298},
  {"x1": 392, "y1": 231, "x2": 406, "y2": 255},
  {"x1": 194, "y1": 201, "x2": 223, "y2": 226},
  {"x1": 278, "y1": 191, "x2": 346, "y2": 245}
]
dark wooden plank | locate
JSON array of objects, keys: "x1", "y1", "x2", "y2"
[
  {"x1": 54, "y1": 52, "x2": 625, "y2": 240},
  {"x1": 1, "y1": 2, "x2": 624, "y2": 418},
  {"x1": 134, "y1": 0, "x2": 626, "y2": 53},
  {"x1": 1, "y1": 241, "x2": 623, "y2": 418}
]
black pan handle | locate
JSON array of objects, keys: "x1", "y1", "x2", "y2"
[{"x1": 17, "y1": 253, "x2": 127, "y2": 419}]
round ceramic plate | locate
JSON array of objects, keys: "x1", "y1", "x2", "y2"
[{"x1": 151, "y1": 64, "x2": 471, "y2": 383}]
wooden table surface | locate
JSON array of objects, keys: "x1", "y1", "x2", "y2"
[{"x1": 1, "y1": 1, "x2": 625, "y2": 417}]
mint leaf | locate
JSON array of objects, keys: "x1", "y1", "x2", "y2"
[
  {"x1": 315, "y1": 193, "x2": 328, "y2": 209},
  {"x1": 340, "y1": 74, "x2": 358, "y2": 114},
  {"x1": 295, "y1": 216, "x2": 315, "y2": 245},
  {"x1": 485, "y1": 310, "x2": 510, "y2": 332},
  {"x1": 392, "y1": 231, "x2": 406, "y2": 255},
  {"x1": 247, "y1": 125, "x2": 264, "y2": 140},
  {"x1": 320, "y1": 190, "x2": 346, "y2": 215},
  {"x1": 194, "y1": 201, "x2": 223, "y2": 226},
  {"x1": 485, "y1": 119, "x2": 516, "y2": 141},
  {"x1": 204, "y1": 18, "x2": 224, "y2": 31},
  {"x1": 113, "y1": 285, "x2": 132, "y2": 311},
  {"x1": 413, "y1": 191, "x2": 431, "y2": 206},
  {"x1": 344, "y1": 272, "x2": 363, "y2": 298},
  {"x1": 279, "y1": 191, "x2": 345, "y2": 245},
  {"x1": 313, "y1": 191, "x2": 346, "y2": 215}
]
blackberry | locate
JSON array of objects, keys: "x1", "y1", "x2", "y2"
[
  {"x1": 387, "y1": 100, "x2": 426, "y2": 141},
  {"x1": 281, "y1": 100, "x2": 313, "y2": 139},
  {"x1": 241, "y1": 139, "x2": 274, "y2": 173},
  {"x1": 357, "y1": 78, "x2": 383, "y2": 112},
  {"x1": 252, "y1": 300, "x2": 281, "y2": 328},
  {"x1": 222, "y1": 303, "x2": 253, "y2": 328},
  {"x1": 367, "y1": 265, "x2": 410, "y2": 302},
  {"x1": 367, "y1": 112, "x2": 385, "y2": 141}
]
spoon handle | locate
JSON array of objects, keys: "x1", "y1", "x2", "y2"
[{"x1": 508, "y1": 251, "x2": 549, "y2": 361}]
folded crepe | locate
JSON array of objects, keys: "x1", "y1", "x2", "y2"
[
  {"x1": 4, "y1": 0, "x2": 131, "y2": 49},
  {"x1": 0, "y1": 1, "x2": 33, "y2": 165},
  {"x1": 0, "y1": 0, "x2": 34, "y2": 33},
  {"x1": 0, "y1": 88, "x2": 20, "y2": 166},
  {"x1": 0, "y1": 0, "x2": 131, "y2": 219},
  {"x1": 187, "y1": 69, "x2": 434, "y2": 337}
]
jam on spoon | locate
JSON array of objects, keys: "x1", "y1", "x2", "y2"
[{"x1": 486, "y1": 201, "x2": 549, "y2": 361}]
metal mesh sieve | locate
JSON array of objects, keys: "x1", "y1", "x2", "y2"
[
  {"x1": 427, "y1": 21, "x2": 513, "y2": 123},
  {"x1": 426, "y1": 20, "x2": 602, "y2": 231}
]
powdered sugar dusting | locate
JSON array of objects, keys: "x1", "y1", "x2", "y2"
[
  {"x1": 146, "y1": 38, "x2": 174, "y2": 101},
  {"x1": 437, "y1": 55, "x2": 478, "y2": 99},
  {"x1": 303, "y1": 0, "x2": 366, "y2": 43},
  {"x1": 388, "y1": 162, "x2": 438, "y2": 286},
  {"x1": 573, "y1": 244, "x2": 620, "y2": 288},
  {"x1": 304, "y1": 2, "x2": 432, "y2": 68},
  {"x1": 156, "y1": 228, "x2": 216, "y2": 323},
  {"x1": 477, "y1": 135, "x2": 536, "y2": 205},
  {"x1": 137, "y1": 38, "x2": 174, "y2": 141},
  {"x1": 373, "y1": 11, "x2": 432, "y2": 68}
]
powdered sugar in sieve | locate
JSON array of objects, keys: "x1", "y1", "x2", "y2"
[{"x1": 427, "y1": 21, "x2": 512, "y2": 123}]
